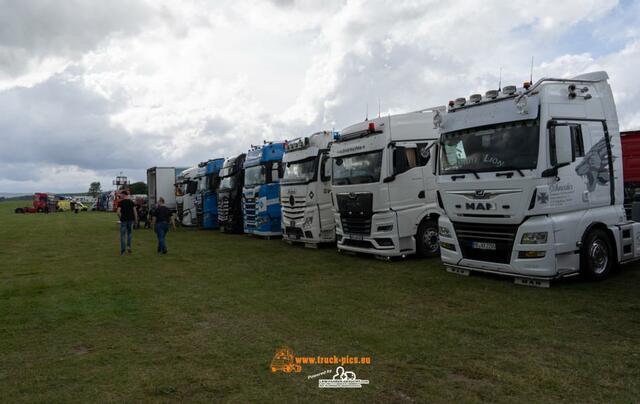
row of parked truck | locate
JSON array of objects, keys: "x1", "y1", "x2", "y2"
[{"x1": 147, "y1": 71, "x2": 640, "y2": 286}]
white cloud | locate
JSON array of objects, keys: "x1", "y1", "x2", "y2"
[{"x1": 0, "y1": 0, "x2": 638, "y2": 192}]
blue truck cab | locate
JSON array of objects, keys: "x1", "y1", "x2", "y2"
[
  {"x1": 243, "y1": 142, "x2": 286, "y2": 236},
  {"x1": 201, "y1": 158, "x2": 225, "y2": 229}
]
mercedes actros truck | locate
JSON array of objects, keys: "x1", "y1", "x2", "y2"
[
  {"x1": 217, "y1": 153, "x2": 246, "y2": 233},
  {"x1": 201, "y1": 158, "x2": 225, "y2": 229},
  {"x1": 176, "y1": 165, "x2": 200, "y2": 227},
  {"x1": 436, "y1": 71, "x2": 640, "y2": 286},
  {"x1": 280, "y1": 131, "x2": 335, "y2": 247},
  {"x1": 330, "y1": 110, "x2": 443, "y2": 258},
  {"x1": 242, "y1": 142, "x2": 286, "y2": 237}
]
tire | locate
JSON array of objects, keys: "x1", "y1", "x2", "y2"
[
  {"x1": 580, "y1": 229, "x2": 614, "y2": 281},
  {"x1": 416, "y1": 219, "x2": 440, "y2": 258},
  {"x1": 15, "y1": 208, "x2": 24, "y2": 214},
  {"x1": 36, "y1": 208, "x2": 43, "y2": 213}
]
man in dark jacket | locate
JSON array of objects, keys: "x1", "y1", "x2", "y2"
[{"x1": 117, "y1": 191, "x2": 138, "y2": 255}]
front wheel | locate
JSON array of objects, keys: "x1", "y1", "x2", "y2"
[
  {"x1": 416, "y1": 219, "x2": 440, "y2": 258},
  {"x1": 15, "y1": 208, "x2": 24, "y2": 214},
  {"x1": 580, "y1": 229, "x2": 614, "y2": 281}
]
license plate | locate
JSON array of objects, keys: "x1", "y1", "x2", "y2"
[
  {"x1": 471, "y1": 241, "x2": 496, "y2": 250},
  {"x1": 346, "y1": 233, "x2": 364, "y2": 241}
]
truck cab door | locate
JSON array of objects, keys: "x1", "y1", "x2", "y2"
[
  {"x1": 386, "y1": 143, "x2": 427, "y2": 212},
  {"x1": 547, "y1": 121, "x2": 590, "y2": 213},
  {"x1": 578, "y1": 121, "x2": 614, "y2": 208}
]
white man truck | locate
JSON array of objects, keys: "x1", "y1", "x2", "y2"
[
  {"x1": 437, "y1": 71, "x2": 640, "y2": 286},
  {"x1": 330, "y1": 110, "x2": 443, "y2": 258},
  {"x1": 280, "y1": 131, "x2": 335, "y2": 247}
]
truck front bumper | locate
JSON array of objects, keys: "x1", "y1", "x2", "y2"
[
  {"x1": 438, "y1": 215, "x2": 577, "y2": 280},
  {"x1": 335, "y1": 211, "x2": 411, "y2": 257}
]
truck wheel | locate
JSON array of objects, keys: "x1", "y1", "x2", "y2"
[
  {"x1": 15, "y1": 208, "x2": 24, "y2": 214},
  {"x1": 580, "y1": 229, "x2": 614, "y2": 281},
  {"x1": 37, "y1": 208, "x2": 43, "y2": 213},
  {"x1": 417, "y1": 219, "x2": 440, "y2": 258}
]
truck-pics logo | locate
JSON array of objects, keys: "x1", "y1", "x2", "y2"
[{"x1": 270, "y1": 346, "x2": 302, "y2": 373}]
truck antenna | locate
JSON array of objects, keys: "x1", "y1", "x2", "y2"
[
  {"x1": 365, "y1": 103, "x2": 369, "y2": 121},
  {"x1": 378, "y1": 98, "x2": 381, "y2": 118},
  {"x1": 529, "y1": 56, "x2": 534, "y2": 85},
  {"x1": 498, "y1": 66, "x2": 502, "y2": 91}
]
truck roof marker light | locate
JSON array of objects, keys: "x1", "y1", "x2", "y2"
[
  {"x1": 523, "y1": 81, "x2": 531, "y2": 90},
  {"x1": 469, "y1": 94, "x2": 482, "y2": 103},
  {"x1": 448, "y1": 100, "x2": 455, "y2": 108},
  {"x1": 485, "y1": 90, "x2": 499, "y2": 99},
  {"x1": 503, "y1": 85, "x2": 517, "y2": 95},
  {"x1": 454, "y1": 97, "x2": 466, "y2": 107},
  {"x1": 368, "y1": 122, "x2": 376, "y2": 132}
]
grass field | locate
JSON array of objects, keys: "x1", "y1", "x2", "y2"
[{"x1": 1, "y1": 200, "x2": 639, "y2": 403}]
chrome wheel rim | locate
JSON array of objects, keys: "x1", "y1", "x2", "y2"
[
  {"x1": 589, "y1": 239, "x2": 609, "y2": 275},
  {"x1": 423, "y1": 228, "x2": 440, "y2": 253}
]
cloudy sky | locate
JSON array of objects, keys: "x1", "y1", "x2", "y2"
[{"x1": 1, "y1": 0, "x2": 639, "y2": 193}]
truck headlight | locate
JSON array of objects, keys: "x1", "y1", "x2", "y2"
[
  {"x1": 439, "y1": 226, "x2": 451, "y2": 238},
  {"x1": 521, "y1": 232, "x2": 548, "y2": 244},
  {"x1": 303, "y1": 216, "x2": 313, "y2": 228}
]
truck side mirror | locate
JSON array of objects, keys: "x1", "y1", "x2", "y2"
[
  {"x1": 320, "y1": 155, "x2": 331, "y2": 182},
  {"x1": 550, "y1": 125, "x2": 573, "y2": 166}
]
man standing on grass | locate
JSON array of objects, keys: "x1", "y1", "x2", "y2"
[
  {"x1": 151, "y1": 197, "x2": 176, "y2": 254},
  {"x1": 117, "y1": 191, "x2": 137, "y2": 255}
]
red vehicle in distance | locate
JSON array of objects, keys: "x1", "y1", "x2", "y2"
[{"x1": 14, "y1": 193, "x2": 58, "y2": 214}]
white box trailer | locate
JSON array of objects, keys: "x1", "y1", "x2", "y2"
[{"x1": 147, "y1": 167, "x2": 178, "y2": 210}]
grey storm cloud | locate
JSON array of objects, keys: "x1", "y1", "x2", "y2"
[
  {"x1": 0, "y1": 71, "x2": 164, "y2": 173},
  {"x1": 0, "y1": 0, "x2": 154, "y2": 77}
]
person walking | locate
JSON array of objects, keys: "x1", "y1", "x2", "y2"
[
  {"x1": 151, "y1": 197, "x2": 176, "y2": 254},
  {"x1": 117, "y1": 191, "x2": 138, "y2": 255}
]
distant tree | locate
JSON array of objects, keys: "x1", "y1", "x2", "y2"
[
  {"x1": 88, "y1": 182, "x2": 102, "y2": 197},
  {"x1": 129, "y1": 181, "x2": 148, "y2": 195}
]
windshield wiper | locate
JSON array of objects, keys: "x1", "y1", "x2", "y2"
[{"x1": 495, "y1": 168, "x2": 525, "y2": 178}]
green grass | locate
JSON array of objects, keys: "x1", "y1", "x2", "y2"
[{"x1": 1, "y1": 200, "x2": 639, "y2": 403}]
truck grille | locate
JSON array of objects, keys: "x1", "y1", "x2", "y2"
[
  {"x1": 336, "y1": 193, "x2": 373, "y2": 235},
  {"x1": 218, "y1": 196, "x2": 230, "y2": 222},
  {"x1": 244, "y1": 196, "x2": 256, "y2": 229},
  {"x1": 281, "y1": 195, "x2": 306, "y2": 222},
  {"x1": 452, "y1": 221, "x2": 518, "y2": 264}
]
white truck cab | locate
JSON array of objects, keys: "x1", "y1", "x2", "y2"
[
  {"x1": 437, "y1": 71, "x2": 640, "y2": 286},
  {"x1": 176, "y1": 165, "x2": 201, "y2": 227},
  {"x1": 280, "y1": 131, "x2": 335, "y2": 247},
  {"x1": 330, "y1": 109, "x2": 443, "y2": 258}
]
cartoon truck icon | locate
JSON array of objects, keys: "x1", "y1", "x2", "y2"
[{"x1": 270, "y1": 347, "x2": 302, "y2": 373}]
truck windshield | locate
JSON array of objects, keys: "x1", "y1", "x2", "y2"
[
  {"x1": 282, "y1": 157, "x2": 317, "y2": 184},
  {"x1": 332, "y1": 150, "x2": 383, "y2": 185},
  {"x1": 219, "y1": 175, "x2": 236, "y2": 190},
  {"x1": 244, "y1": 165, "x2": 265, "y2": 187},
  {"x1": 440, "y1": 119, "x2": 539, "y2": 174}
]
